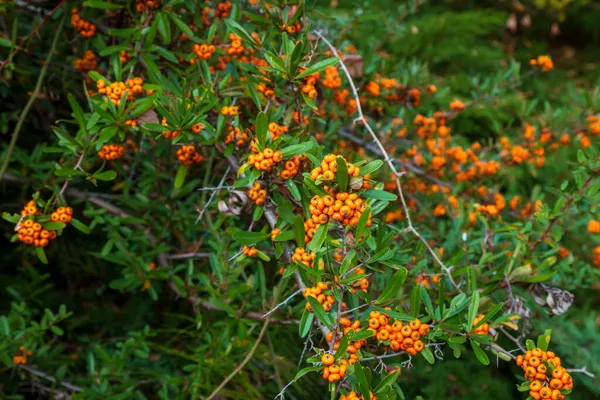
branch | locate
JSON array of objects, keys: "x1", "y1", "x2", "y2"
[{"x1": 18, "y1": 365, "x2": 83, "y2": 393}]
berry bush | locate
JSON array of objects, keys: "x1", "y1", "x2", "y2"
[{"x1": 1, "y1": 0, "x2": 600, "y2": 399}]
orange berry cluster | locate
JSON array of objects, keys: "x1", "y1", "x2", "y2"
[
  {"x1": 227, "y1": 33, "x2": 244, "y2": 57},
  {"x1": 472, "y1": 314, "x2": 490, "y2": 335},
  {"x1": 450, "y1": 99, "x2": 465, "y2": 112},
  {"x1": 247, "y1": 183, "x2": 267, "y2": 206},
  {"x1": 349, "y1": 269, "x2": 369, "y2": 293},
  {"x1": 267, "y1": 122, "x2": 288, "y2": 140},
  {"x1": 280, "y1": 156, "x2": 304, "y2": 179},
  {"x1": 160, "y1": 117, "x2": 179, "y2": 140},
  {"x1": 320, "y1": 354, "x2": 349, "y2": 383},
  {"x1": 17, "y1": 219, "x2": 57, "y2": 247},
  {"x1": 242, "y1": 245, "x2": 258, "y2": 257},
  {"x1": 309, "y1": 153, "x2": 360, "y2": 181},
  {"x1": 281, "y1": 21, "x2": 302, "y2": 34},
  {"x1": 366, "y1": 81, "x2": 380, "y2": 97},
  {"x1": 191, "y1": 123, "x2": 204, "y2": 134},
  {"x1": 191, "y1": 43, "x2": 216, "y2": 63},
  {"x1": 300, "y1": 69, "x2": 319, "y2": 99},
  {"x1": 593, "y1": 246, "x2": 600, "y2": 267},
  {"x1": 414, "y1": 274, "x2": 440, "y2": 288},
  {"x1": 291, "y1": 247, "x2": 315, "y2": 267},
  {"x1": 326, "y1": 318, "x2": 364, "y2": 362},
  {"x1": 516, "y1": 348, "x2": 572, "y2": 400},
  {"x1": 341, "y1": 392, "x2": 376, "y2": 400},
  {"x1": 135, "y1": 0, "x2": 160, "y2": 13},
  {"x1": 98, "y1": 144, "x2": 125, "y2": 160},
  {"x1": 71, "y1": 9, "x2": 96, "y2": 38},
  {"x1": 221, "y1": 105, "x2": 239, "y2": 116},
  {"x1": 247, "y1": 148, "x2": 283, "y2": 172},
  {"x1": 74, "y1": 50, "x2": 97, "y2": 72},
  {"x1": 176, "y1": 145, "x2": 203, "y2": 166},
  {"x1": 225, "y1": 126, "x2": 249, "y2": 146},
  {"x1": 271, "y1": 228, "x2": 281, "y2": 240},
  {"x1": 308, "y1": 192, "x2": 372, "y2": 228},
  {"x1": 304, "y1": 282, "x2": 334, "y2": 311},
  {"x1": 322, "y1": 66, "x2": 342, "y2": 89},
  {"x1": 96, "y1": 77, "x2": 145, "y2": 106},
  {"x1": 530, "y1": 56, "x2": 554, "y2": 72},
  {"x1": 50, "y1": 207, "x2": 74, "y2": 223},
  {"x1": 120, "y1": 50, "x2": 131, "y2": 64},
  {"x1": 258, "y1": 78, "x2": 275, "y2": 98},
  {"x1": 385, "y1": 209, "x2": 404, "y2": 224},
  {"x1": 12, "y1": 346, "x2": 33, "y2": 365},
  {"x1": 21, "y1": 200, "x2": 40, "y2": 216},
  {"x1": 367, "y1": 312, "x2": 429, "y2": 356},
  {"x1": 216, "y1": 1, "x2": 232, "y2": 18}
]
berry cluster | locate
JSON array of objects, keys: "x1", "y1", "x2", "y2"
[
  {"x1": 120, "y1": 50, "x2": 131, "y2": 64},
  {"x1": 267, "y1": 122, "x2": 288, "y2": 140},
  {"x1": 320, "y1": 354, "x2": 348, "y2": 383},
  {"x1": 529, "y1": 56, "x2": 554, "y2": 72},
  {"x1": 224, "y1": 126, "x2": 249, "y2": 146},
  {"x1": 17, "y1": 220, "x2": 57, "y2": 247},
  {"x1": 341, "y1": 392, "x2": 376, "y2": 400},
  {"x1": 309, "y1": 153, "x2": 360, "y2": 181},
  {"x1": 280, "y1": 156, "x2": 303, "y2": 179},
  {"x1": 71, "y1": 9, "x2": 96, "y2": 38},
  {"x1": 326, "y1": 318, "x2": 364, "y2": 363},
  {"x1": 291, "y1": 247, "x2": 315, "y2": 267},
  {"x1": 247, "y1": 183, "x2": 267, "y2": 206},
  {"x1": 191, "y1": 123, "x2": 204, "y2": 134},
  {"x1": 368, "y1": 312, "x2": 429, "y2": 356},
  {"x1": 322, "y1": 66, "x2": 342, "y2": 89},
  {"x1": 281, "y1": 21, "x2": 302, "y2": 34},
  {"x1": 160, "y1": 117, "x2": 179, "y2": 140},
  {"x1": 191, "y1": 43, "x2": 216, "y2": 63},
  {"x1": 304, "y1": 282, "x2": 334, "y2": 311},
  {"x1": 227, "y1": 33, "x2": 244, "y2": 57},
  {"x1": 309, "y1": 192, "x2": 372, "y2": 228},
  {"x1": 98, "y1": 144, "x2": 125, "y2": 160},
  {"x1": 96, "y1": 77, "x2": 146, "y2": 107},
  {"x1": 12, "y1": 346, "x2": 33, "y2": 365},
  {"x1": 587, "y1": 220, "x2": 600, "y2": 233},
  {"x1": 258, "y1": 78, "x2": 275, "y2": 98},
  {"x1": 247, "y1": 148, "x2": 283, "y2": 172},
  {"x1": 74, "y1": 50, "x2": 97, "y2": 72},
  {"x1": 135, "y1": 0, "x2": 160, "y2": 13},
  {"x1": 471, "y1": 314, "x2": 490, "y2": 335},
  {"x1": 516, "y1": 348, "x2": 572, "y2": 400},
  {"x1": 271, "y1": 228, "x2": 281, "y2": 240},
  {"x1": 221, "y1": 105, "x2": 239, "y2": 116},
  {"x1": 50, "y1": 207, "x2": 74, "y2": 223},
  {"x1": 21, "y1": 200, "x2": 39, "y2": 216},
  {"x1": 215, "y1": 1, "x2": 232, "y2": 18},
  {"x1": 176, "y1": 145, "x2": 203, "y2": 166},
  {"x1": 242, "y1": 245, "x2": 258, "y2": 257}
]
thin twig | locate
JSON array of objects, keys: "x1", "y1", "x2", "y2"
[
  {"x1": 18, "y1": 365, "x2": 82, "y2": 393},
  {"x1": 195, "y1": 167, "x2": 230, "y2": 223},
  {"x1": 262, "y1": 289, "x2": 302, "y2": 318}
]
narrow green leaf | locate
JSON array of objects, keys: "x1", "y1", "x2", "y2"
[
  {"x1": 410, "y1": 284, "x2": 421, "y2": 317},
  {"x1": 470, "y1": 340, "x2": 490, "y2": 365},
  {"x1": 375, "y1": 267, "x2": 407, "y2": 305},
  {"x1": 296, "y1": 57, "x2": 340, "y2": 80},
  {"x1": 94, "y1": 170, "x2": 118, "y2": 181},
  {"x1": 360, "y1": 160, "x2": 384, "y2": 177},
  {"x1": 306, "y1": 297, "x2": 334, "y2": 328},
  {"x1": 362, "y1": 190, "x2": 397, "y2": 201},
  {"x1": 174, "y1": 165, "x2": 187, "y2": 189},
  {"x1": 421, "y1": 346, "x2": 435, "y2": 364},
  {"x1": 294, "y1": 215, "x2": 305, "y2": 247},
  {"x1": 467, "y1": 291, "x2": 480, "y2": 332},
  {"x1": 299, "y1": 309, "x2": 314, "y2": 338},
  {"x1": 36, "y1": 247, "x2": 48, "y2": 264},
  {"x1": 336, "y1": 156, "x2": 348, "y2": 192}
]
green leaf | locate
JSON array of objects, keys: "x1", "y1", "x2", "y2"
[
  {"x1": 168, "y1": 13, "x2": 198, "y2": 42},
  {"x1": 448, "y1": 336, "x2": 467, "y2": 344},
  {"x1": 336, "y1": 156, "x2": 348, "y2": 192},
  {"x1": 83, "y1": 0, "x2": 123, "y2": 9},
  {"x1": 230, "y1": 230, "x2": 270, "y2": 245},
  {"x1": 473, "y1": 302, "x2": 503, "y2": 329},
  {"x1": 421, "y1": 287, "x2": 434, "y2": 316},
  {"x1": 299, "y1": 309, "x2": 314, "y2": 338},
  {"x1": 334, "y1": 331, "x2": 353, "y2": 359},
  {"x1": 174, "y1": 165, "x2": 187, "y2": 189},
  {"x1": 94, "y1": 171, "x2": 118, "y2": 181},
  {"x1": 308, "y1": 223, "x2": 328, "y2": 253},
  {"x1": 374, "y1": 370, "x2": 399, "y2": 394},
  {"x1": 355, "y1": 205, "x2": 371, "y2": 243},
  {"x1": 352, "y1": 328, "x2": 375, "y2": 341},
  {"x1": 287, "y1": 179, "x2": 301, "y2": 201},
  {"x1": 264, "y1": 51, "x2": 286, "y2": 74},
  {"x1": 294, "y1": 365, "x2": 323, "y2": 382},
  {"x1": 421, "y1": 346, "x2": 435, "y2": 364},
  {"x1": 516, "y1": 382, "x2": 531, "y2": 392},
  {"x1": 0, "y1": 37, "x2": 12, "y2": 48},
  {"x1": 353, "y1": 362, "x2": 370, "y2": 399},
  {"x1": 410, "y1": 284, "x2": 421, "y2": 317},
  {"x1": 467, "y1": 291, "x2": 480, "y2": 331},
  {"x1": 537, "y1": 329, "x2": 552, "y2": 351},
  {"x1": 375, "y1": 267, "x2": 407, "y2": 305},
  {"x1": 280, "y1": 142, "x2": 313, "y2": 157},
  {"x1": 294, "y1": 215, "x2": 305, "y2": 247},
  {"x1": 362, "y1": 190, "x2": 398, "y2": 201},
  {"x1": 526, "y1": 339, "x2": 536, "y2": 351},
  {"x1": 44, "y1": 222, "x2": 66, "y2": 231},
  {"x1": 71, "y1": 218, "x2": 91, "y2": 234},
  {"x1": 360, "y1": 160, "x2": 384, "y2": 177},
  {"x1": 296, "y1": 57, "x2": 340, "y2": 80},
  {"x1": 306, "y1": 297, "x2": 334, "y2": 329},
  {"x1": 256, "y1": 112, "x2": 267, "y2": 146},
  {"x1": 87, "y1": 353, "x2": 95, "y2": 374},
  {"x1": 0, "y1": 316, "x2": 10, "y2": 336},
  {"x1": 36, "y1": 247, "x2": 48, "y2": 264},
  {"x1": 50, "y1": 325, "x2": 64, "y2": 336},
  {"x1": 339, "y1": 250, "x2": 356, "y2": 276},
  {"x1": 470, "y1": 340, "x2": 490, "y2": 365}
]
